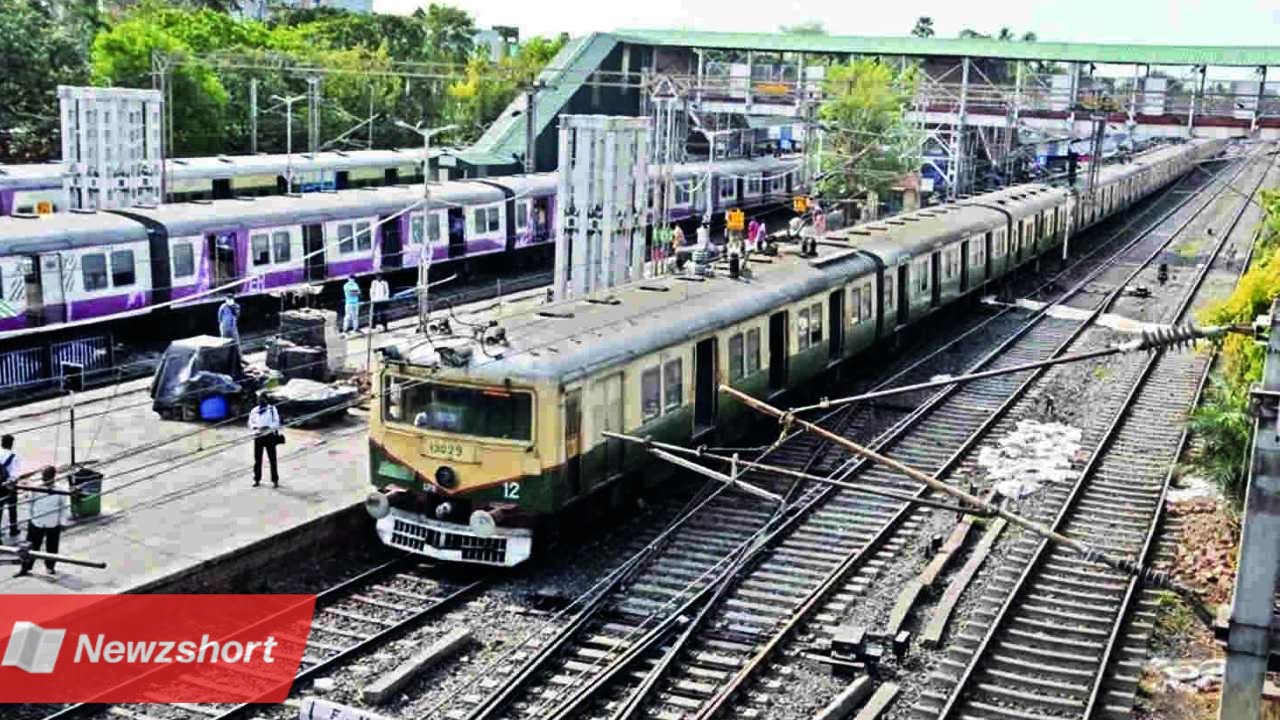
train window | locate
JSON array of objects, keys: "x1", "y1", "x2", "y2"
[
  {"x1": 860, "y1": 282, "x2": 873, "y2": 320},
  {"x1": 109, "y1": 250, "x2": 134, "y2": 287},
  {"x1": 915, "y1": 259, "x2": 929, "y2": 293},
  {"x1": 850, "y1": 286, "x2": 863, "y2": 323},
  {"x1": 797, "y1": 310, "x2": 810, "y2": 350},
  {"x1": 808, "y1": 302, "x2": 823, "y2": 346},
  {"x1": 746, "y1": 329, "x2": 761, "y2": 374},
  {"x1": 428, "y1": 214, "x2": 441, "y2": 243},
  {"x1": 356, "y1": 222, "x2": 372, "y2": 251},
  {"x1": 172, "y1": 243, "x2": 195, "y2": 278},
  {"x1": 273, "y1": 231, "x2": 292, "y2": 263},
  {"x1": 719, "y1": 178, "x2": 734, "y2": 199},
  {"x1": 728, "y1": 334, "x2": 745, "y2": 381},
  {"x1": 747, "y1": 175, "x2": 762, "y2": 195},
  {"x1": 641, "y1": 367, "x2": 661, "y2": 420},
  {"x1": 884, "y1": 274, "x2": 895, "y2": 310},
  {"x1": 473, "y1": 208, "x2": 485, "y2": 233},
  {"x1": 486, "y1": 208, "x2": 500, "y2": 233},
  {"x1": 338, "y1": 224, "x2": 355, "y2": 253},
  {"x1": 516, "y1": 202, "x2": 529, "y2": 230},
  {"x1": 663, "y1": 359, "x2": 683, "y2": 410},
  {"x1": 675, "y1": 183, "x2": 691, "y2": 206},
  {"x1": 251, "y1": 233, "x2": 271, "y2": 266},
  {"x1": 398, "y1": 381, "x2": 533, "y2": 441},
  {"x1": 410, "y1": 215, "x2": 424, "y2": 245}
]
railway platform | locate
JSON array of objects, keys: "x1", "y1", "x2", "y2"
[{"x1": 0, "y1": 303, "x2": 471, "y2": 594}]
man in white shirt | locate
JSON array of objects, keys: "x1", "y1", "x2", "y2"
[
  {"x1": 369, "y1": 274, "x2": 391, "y2": 332},
  {"x1": 15, "y1": 467, "x2": 67, "y2": 577},
  {"x1": 248, "y1": 394, "x2": 283, "y2": 488},
  {"x1": 0, "y1": 434, "x2": 20, "y2": 537}
]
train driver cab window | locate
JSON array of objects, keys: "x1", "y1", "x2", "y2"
[
  {"x1": 745, "y1": 329, "x2": 761, "y2": 374},
  {"x1": 728, "y1": 334, "x2": 745, "y2": 381},
  {"x1": 110, "y1": 250, "x2": 135, "y2": 287},
  {"x1": 251, "y1": 233, "x2": 271, "y2": 266},
  {"x1": 273, "y1": 231, "x2": 292, "y2": 263},
  {"x1": 663, "y1": 359, "x2": 683, "y2": 411},
  {"x1": 172, "y1": 243, "x2": 195, "y2": 278},
  {"x1": 641, "y1": 367, "x2": 661, "y2": 420},
  {"x1": 82, "y1": 254, "x2": 108, "y2": 291},
  {"x1": 388, "y1": 379, "x2": 533, "y2": 442}
]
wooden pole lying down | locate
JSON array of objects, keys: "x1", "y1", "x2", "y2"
[{"x1": 718, "y1": 384, "x2": 1192, "y2": 596}]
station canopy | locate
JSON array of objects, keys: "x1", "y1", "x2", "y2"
[{"x1": 615, "y1": 29, "x2": 1280, "y2": 67}]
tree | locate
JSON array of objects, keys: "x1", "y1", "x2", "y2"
[
  {"x1": 780, "y1": 21, "x2": 826, "y2": 35},
  {"x1": 996, "y1": 27, "x2": 1015, "y2": 42},
  {"x1": 958, "y1": 28, "x2": 988, "y2": 39},
  {"x1": 0, "y1": 0, "x2": 96, "y2": 161},
  {"x1": 816, "y1": 59, "x2": 920, "y2": 200},
  {"x1": 911, "y1": 17, "x2": 935, "y2": 38},
  {"x1": 422, "y1": 3, "x2": 476, "y2": 63}
]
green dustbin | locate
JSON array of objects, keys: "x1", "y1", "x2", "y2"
[{"x1": 70, "y1": 467, "x2": 103, "y2": 518}]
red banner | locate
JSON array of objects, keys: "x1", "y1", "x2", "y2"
[{"x1": 0, "y1": 594, "x2": 316, "y2": 703}]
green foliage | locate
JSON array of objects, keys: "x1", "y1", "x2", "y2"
[
  {"x1": 815, "y1": 58, "x2": 920, "y2": 201},
  {"x1": 0, "y1": 0, "x2": 96, "y2": 160},
  {"x1": 910, "y1": 17, "x2": 934, "y2": 38},
  {"x1": 0, "y1": 1, "x2": 560, "y2": 160},
  {"x1": 779, "y1": 21, "x2": 826, "y2": 35},
  {"x1": 1190, "y1": 190, "x2": 1280, "y2": 505}
]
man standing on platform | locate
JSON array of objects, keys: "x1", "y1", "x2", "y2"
[
  {"x1": 342, "y1": 276, "x2": 361, "y2": 334},
  {"x1": 0, "y1": 435, "x2": 19, "y2": 537},
  {"x1": 218, "y1": 296, "x2": 241, "y2": 346},
  {"x1": 369, "y1": 274, "x2": 391, "y2": 332},
  {"x1": 248, "y1": 393, "x2": 283, "y2": 488},
  {"x1": 15, "y1": 467, "x2": 67, "y2": 577}
]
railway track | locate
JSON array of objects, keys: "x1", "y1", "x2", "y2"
[
  {"x1": 912, "y1": 145, "x2": 1278, "y2": 720},
  {"x1": 41, "y1": 559, "x2": 486, "y2": 720},
  {"x1": 425, "y1": 149, "x2": 1254, "y2": 720}
]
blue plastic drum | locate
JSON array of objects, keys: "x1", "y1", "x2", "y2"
[{"x1": 199, "y1": 394, "x2": 229, "y2": 421}]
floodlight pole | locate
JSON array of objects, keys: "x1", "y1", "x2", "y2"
[
  {"x1": 272, "y1": 93, "x2": 306, "y2": 193},
  {"x1": 394, "y1": 120, "x2": 457, "y2": 333}
]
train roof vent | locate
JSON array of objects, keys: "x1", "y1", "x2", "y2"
[
  {"x1": 235, "y1": 195, "x2": 256, "y2": 202},
  {"x1": 638, "y1": 285, "x2": 670, "y2": 292},
  {"x1": 191, "y1": 198, "x2": 214, "y2": 205},
  {"x1": 885, "y1": 219, "x2": 905, "y2": 225},
  {"x1": 134, "y1": 202, "x2": 158, "y2": 209},
  {"x1": 11, "y1": 212, "x2": 39, "y2": 219},
  {"x1": 333, "y1": 150, "x2": 349, "y2": 157},
  {"x1": 69, "y1": 207, "x2": 96, "y2": 214},
  {"x1": 171, "y1": 159, "x2": 188, "y2": 166},
  {"x1": 846, "y1": 228, "x2": 872, "y2": 235},
  {"x1": 217, "y1": 155, "x2": 233, "y2": 164}
]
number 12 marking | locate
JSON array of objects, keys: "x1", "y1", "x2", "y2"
[{"x1": 504, "y1": 482, "x2": 521, "y2": 500}]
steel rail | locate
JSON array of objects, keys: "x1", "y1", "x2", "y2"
[
  {"x1": 603, "y1": 151, "x2": 1250, "y2": 720},
  {"x1": 931, "y1": 144, "x2": 1273, "y2": 720}
]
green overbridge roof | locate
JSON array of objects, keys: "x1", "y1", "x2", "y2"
[{"x1": 614, "y1": 29, "x2": 1280, "y2": 67}]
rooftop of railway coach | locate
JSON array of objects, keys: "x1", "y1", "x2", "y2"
[
  {"x1": 0, "y1": 210, "x2": 147, "y2": 252},
  {"x1": 401, "y1": 241, "x2": 878, "y2": 385}
]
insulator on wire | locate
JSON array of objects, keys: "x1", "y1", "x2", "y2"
[{"x1": 1116, "y1": 323, "x2": 1220, "y2": 353}]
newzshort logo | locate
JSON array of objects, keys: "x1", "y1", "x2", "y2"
[
  {"x1": 3, "y1": 621, "x2": 66, "y2": 674},
  {"x1": 2, "y1": 620, "x2": 280, "y2": 674}
]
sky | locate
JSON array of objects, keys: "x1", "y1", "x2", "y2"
[{"x1": 372, "y1": 0, "x2": 1280, "y2": 48}]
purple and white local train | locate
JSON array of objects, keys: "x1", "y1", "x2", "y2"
[{"x1": 0, "y1": 156, "x2": 803, "y2": 334}]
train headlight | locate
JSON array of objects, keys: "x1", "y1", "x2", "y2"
[
  {"x1": 434, "y1": 502, "x2": 453, "y2": 520},
  {"x1": 470, "y1": 510, "x2": 497, "y2": 538},
  {"x1": 435, "y1": 466, "x2": 458, "y2": 489},
  {"x1": 365, "y1": 491, "x2": 391, "y2": 519}
]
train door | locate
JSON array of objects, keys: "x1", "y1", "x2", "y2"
[
  {"x1": 303, "y1": 224, "x2": 325, "y2": 281},
  {"x1": 827, "y1": 290, "x2": 843, "y2": 360},
  {"x1": 335, "y1": 171, "x2": 350, "y2": 190},
  {"x1": 897, "y1": 264, "x2": 909, "y2": 325},
  {"x1": 930, "y1": 251, "x2": 941, "y2": 308},
  {"x1": 383, "y1": 168, "x2": 399, "y2": 185},
  {"x1": 592, "y1": 373, "x2": 625, "y2": 481},
  {"x1": 564, "y1": 389, "x2": 583, "y2": 495},
  {"x1": 380, "y1": 215, "x2": 403, "y2": 269},
  {"x1": 206, "y1": 232, "x2": 238, "y2": 287},
  {"x1": 447, "y1": 208, "x2": 466, "y2": 259},
  {"x1": 532, "y1": 198, "x2": 550, "y2": 242},
  {"x1": 212, "y1": 179, "x2": 232, "y2": 200},
  {"x1": 984, "y1": 232, "x2": 993, "y2": 280},
  {"x1": 38, "y1": 254, "x2": 67, "y2": 324},
  {"x1": 960, "y1": 240, "x2": 970, "y2": 292},
  {"x1": 21, "y1": 256, "x2": 40, "y2": 326},
  {"x1": 768, "y1": 311, "x2": 788, "y2": 391},
  {"x1": 694, "y1": 337, "x2": 718, "y2": 430}
]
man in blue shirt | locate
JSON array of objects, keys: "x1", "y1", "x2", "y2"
[{"x1": 342, "y1": 276, "x2": 361, "y2": 333}]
